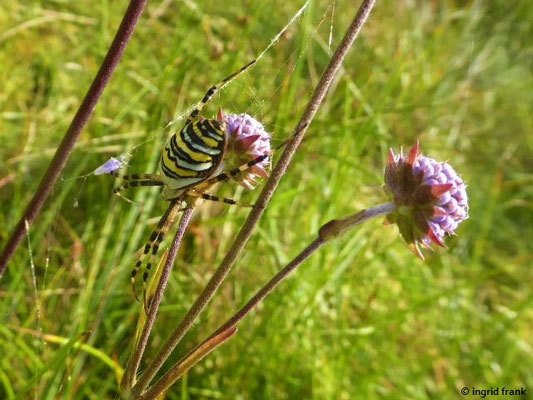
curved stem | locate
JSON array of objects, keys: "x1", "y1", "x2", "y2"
[
  {"x1": 0, "y1": 0, "x2": 149, "y2": 277},
  {"x1": 137, "y1": 202, "x2": 393, "y2": 399},
  {"x1": 318, "y1": 202, "x2": 396, "y2": 240},
  {"x1": 131, "y1": 0, "x2": 377, "y2": 394},
  {"x1": 204, "y1": 237, "x2": 325, "y2": 339},
  {"x1": 193, "y1": 203, "x2": 394, "y2": 353}
]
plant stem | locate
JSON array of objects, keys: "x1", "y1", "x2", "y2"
[
  {"x1": 136, "y1": 203, "x2": 393, "y2": 399},
  {"x1": 0, "y1": 0, "x2": 149, "y2": 277},
  {"x1": 208, "y1": 238, "x2": 325, "y2": 337},
  {"x1": 317, "y1": 202, "x2": 396, "y2": 240},
  {"x1": 131, "y1": 1, "x2": 377, "y2": 393},
  {"x1": 178, "y1": 203, "x2": 395, "y2": 362},
  {"x1": 135, "y1": 327, "x2": 238, "y2": 400},
  {"x1": 121, "y1": 205, "x2": 195, "y2": 396}
]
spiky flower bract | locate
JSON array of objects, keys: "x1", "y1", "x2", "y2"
[
  {"x1": 221, "y1": 111, "x2": 272, "y2": 189},
  {"x1": 384, "y1": 141, "x2": 468, "y2": 258}
]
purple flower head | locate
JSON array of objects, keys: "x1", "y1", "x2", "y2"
[
  {"x1": 221, "y1": 110, "x2": 272, "y2": 189},
  {"x1": 384, "y1": 141, "x2": 468, "y2": 258}
]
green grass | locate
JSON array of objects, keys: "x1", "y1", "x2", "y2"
[{"x1": 1, "y1": 0, "x2": 532, "y2": 398}]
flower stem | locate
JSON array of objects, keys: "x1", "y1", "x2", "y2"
[
  {"x1": 318, "y1": 202, "x2": 396, "y2": 240},
  {"x1": 121, "y1": 205, "x2": 195, "y2": 396},
  {"x1": 203, "y1": 237, "x2": 325, "y2": 338},
  {"x1": 193, "y1": 203, "x2": 394, "y2": 351},
  {"x1": 130, "y1": 0, "x2": 377, "y2": 394},
  {"x1": 0, "y1": 0, "x2": 149, "y2": 277},
  {"x1": 136, "y1": 202, "x2": 393, "y2": 399}
]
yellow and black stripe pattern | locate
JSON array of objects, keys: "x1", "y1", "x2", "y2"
[{"x1": 161, "y1": 118, "x2": 226, "y2": 190}]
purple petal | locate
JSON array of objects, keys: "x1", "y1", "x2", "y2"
[{"x1": 94, "y1": 157, "x2": 124, "y2": 175}]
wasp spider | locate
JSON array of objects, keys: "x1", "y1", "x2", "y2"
[{"x1": 113, "y1": 60, "x2": 270, "y2": 309}]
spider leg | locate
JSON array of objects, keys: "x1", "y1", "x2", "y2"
[
  {"x1": 120, "y1": 173, "x2": 163, "y2": 181},
  {"x1": 192, "y1": 152, "x2": 271, "y2": 192},
  {"x1": 185, "y1": 190, "x2": 254, "y2": 207},
  {"x1": 187, "y1": 59, "x2": 256, "y2": 124},
  {"x1": 130, "y1": 199, "x2": 182, "y2": 305},
  {"x1": 111, "y1": 171, "x2": 162, "y2": 180},
  {"x1": 112, "y1": 173, "x2": 164, "y2": 194},
  {"x1": 113, "y1": 180, "x2": 164, "y2": 194}
]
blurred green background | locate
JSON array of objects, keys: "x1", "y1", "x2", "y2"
[{"x1": 0, "y1": 0, "x2": 532, "y2": 398}]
